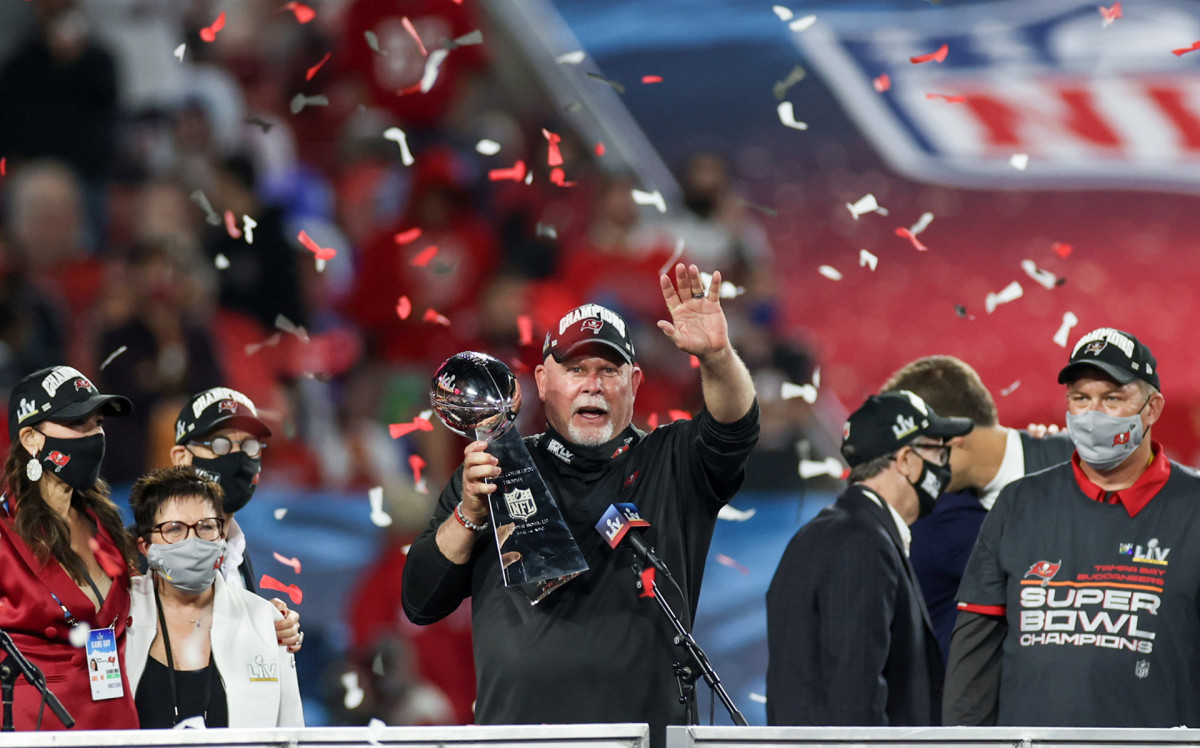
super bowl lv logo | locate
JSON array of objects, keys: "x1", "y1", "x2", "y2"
[{"x1": 504, "y1": 487, "x2": 537, "y2": 521}]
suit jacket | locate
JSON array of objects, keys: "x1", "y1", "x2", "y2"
[
  {"x1": 766, "y1": 484, "x2": 942, "y2": 726},
  {"x1": 126, "y1": 573, "x2": 303, "y2": 727},
  {"x1": 0, "y1": 507, "x2": 138, "y2": 730}
]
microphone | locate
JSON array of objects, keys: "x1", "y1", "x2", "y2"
[{"x1": 594, "y1": 503, "x2": 670, "y2": 577}]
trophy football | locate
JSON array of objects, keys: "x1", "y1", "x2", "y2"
[{"x1": 430, "y1": 351, "x2": 588, "y2": 604}]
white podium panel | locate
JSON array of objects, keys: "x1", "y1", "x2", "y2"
[{"x1": 666, "y1": 726, "x2": 1200, "y2": 748}]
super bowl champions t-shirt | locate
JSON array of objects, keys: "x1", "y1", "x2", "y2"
[{"x1": 958, "y1": 460, "x2": 1200, "y2": 727}]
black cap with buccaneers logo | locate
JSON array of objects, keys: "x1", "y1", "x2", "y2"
[
  {"x1": 543, "y1": 303, "x2": 635, "y2": 365},
  {"x1": 841, "y1": 390, "x2": 974, "y2": 467},
  {"x1": 7, "y1": 366, "x2": 133, "y2": 440},
  {"x1": 1058, "y1": 327, "x2": 1160, "y2": 391},
  {"x1": 175, "y1": 387, "x2": 272, "y2": 445}
]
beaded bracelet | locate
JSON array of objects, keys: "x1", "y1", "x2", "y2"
[{"x1": 454, "y1": 502, "x2": 489, "y2": 532}]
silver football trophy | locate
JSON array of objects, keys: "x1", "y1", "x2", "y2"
[{"x1": 430, "y1": 351, "x2": 588, "y2": 604}]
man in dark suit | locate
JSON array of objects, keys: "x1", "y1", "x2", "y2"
[{"x1": 766, "y1": 391, "x2": 973, "y2": 726}]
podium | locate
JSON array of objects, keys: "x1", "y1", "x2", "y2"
[{"x1": 666, "y1": 726, "x2": 1200, "y2": 748}]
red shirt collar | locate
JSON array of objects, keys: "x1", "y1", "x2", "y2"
[{"x1": 1070, "y1": 441, "x2": 1170, "y2": 518}]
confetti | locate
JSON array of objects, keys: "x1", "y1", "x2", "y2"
[
  {"x1": 394, "y1": 228, "x2": 422, "y2": 245},
  {"x1": 244, "y1": 116, "x2": 274, "y2": 133},
  {"x1": 1051, "y1": 241, "x2": 1073, "y2": 259},
  {"x1": 388, "y1": 416, "x2": 434, "y2": 439},
  {"x1": 909, "y1": 212, "x2": 935, "y2": 235},
  {"x1": 776, "y1": 101, "x2": 808, "y2": 131},
  {"x1": 845, "y1": 193, "x2": 881, "y2": 219},
  {"x1": 817, "y1": 265, "x2": 842, "y2": 281},
  {"x1": 632, "y1": 189, "x2": 667, "y2": 213},
  {"x1": 1053, "y1": 311, "x2": 1079, "y2": 347},
  {"x1": 199, "y1": 12, "x2": 226, "y2": 43},
  {"x1": 715, "y1": 553, "x2": 750, "y2": 574},
  {"x1": 772, "y1": 5, "x2": 794, "y2": 21},
  {"x1": 639, "y1": 566, "x2": 656, "y2": 598},
  {"x1": 173, "y1": 43, "x2": 185, "y2": 62},
  {"x1": 789, "y1": 15, "x2": 817, "y2": 32},
  {"x1": 781, "y1": 381, "x2": 818, "y2": 403},
  {"x1": 1000, "y1": 380, "x2": 1022, "y2": 396},
  {"x1": 926, "y1": 93, "x2": 967, "y2": 103},
  {"x1": 305, "y1": 52, "x2": 331, "y2": 81},
  {"x1": 873, "y1": 74, "x2": 891, "y2": 92},
  {"x1": 536, "y1": 223, "x2": 558, "y2": 239},
  {"x1": 382, "y1": 127, "x2": 415, "y2": 166},
  {"x1": 1172, "y1": 41, "x2": 1200, "y2": 57},
  {"x1": 895, "y1": 227, "x2": 928, "y2": 251},
  {"x1": 290, "y1": 94, "x2": 329, "y2": 114},
  {"x1": 668, "y1": 410, "x2": 692, "y2": 422},
  {"x1": 274, "y1": 508, "x2": 288, "y2": 520},
  {"x1": 717, "y1": 505, "x2": 757, "y2": 522},
  {"x1": 243, "y1": 215, "x2": 257, "y2": 244},
  {"x1": 773, "y1": 66, "x2": 806, "y2": 100},
  {"x1": 396, "y1": 296, "x2": 412, "y2": 319},
  {"x1": 543, "y1": 128, "x2": 563, "y2": 167},
  {"x1": 189, "y1": 190, "x2": 221, "y2": 226},
  {"x1": 1100, "y1": 2, "x2": 1122, "y2": 26},
  {"x1": 586, "y1": 72, "x2": 626, "y2": 94},
  {"x1": 859, "y1": 249, "x2": 878, "y2": 270},
  {"x1": 409, "y1": 454, "x2": 428, "y2": 494},
  {"x1": 423, "y1": 308, "x2": 451, "y2": 326},
  {"x1": 799, "y1": 457, "x2": 847, "y2": 480},
  {"x1": 215, "y1": 254, "x2": 230, "y2": 270},
  {"x1": 275, "y1": 314, "x2": 310, "y2": 343},
  {"x1": 556, "y1": 50, "x2": 585, "y2": 65},
  {"x1": 368, "y1": 486, "x2": 393, "y2": 527},
  {"x1": 488, "y1": 161, "x2": 527, "y2": 182},
  {"x1": 245, "y1": 333, "x2": 282, "y2": 356},
  {"x1": 284, "y1": 2, "x2": 316, "y2": 24},
  {"x1": 517, "y1": 315, "x2": 533, "y2": 346},
  {"x1": 595, "y1": 142, "x2": 606, "y2": 156},
  {"x1": 549, "y1": 167, "x2": 575, "y2": 187},
  {"x1": 658, "y1": 238, "x2": 686, "y2": 276},
  {"x1": 641, "y1": 75, "x2": 662, "y2": 84},
  {"x1": 689, "y1": 355, "x2": 700, "y2": 369},
  {"x1": 910, "y1": 43, "x2": 949, "y2": 64},
  {"x1": 450, "y1": 30, "x2": 483, "y2": 48},
  {"x1": 341, "y1": 672, "x2": 364, "y2": 710},
  {"x1": 420, "y1": 49, "x2": 449, "y2": 93},
  {"x1": 401, "y1": 16, "x2": 428, "y2": 57},
  {"x1": 68, "y1": 621, "x2": 91, "y2": 648},
  {"x1": 1010, "y1": 153, "x2": 1029, "y2": 170},
  {"x1": 475, "y1": 139, "x2": 501, "y2": 156},
  {"x1": 0, "y1": 158, "x2": 5, "y2": 176},
  {"x1": 259, "y1": 575, "x2": 303, "y2": 605},
  {"x1": 736, "y1": 199, "x2": 777, "y2": 217},
  {"x1": 364, "y1": 30, "x2": 384, "y2": 56},
  {"x1": 1021, "y1": 259, "x2": 1060, "y2": 290},
  {"x1": 223, "y1": 210, "x2": 242, "y2": 239},
  {"x1": 272, "y1": 552, "x2": 302, "y2": 574},
  {"x1": 749, "y1": 692, "x2": 768, "y2": 704},
  {"x1": 985, "y1": 281, "x2": 1024, "y2": 314},
  {"x1": 297, "y1": 230, "x2": 337, "y2": 261},
  {"x1": 99, "y1": 346, "x2": 128, "y2": 371}
]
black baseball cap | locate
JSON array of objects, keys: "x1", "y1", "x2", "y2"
[
  {"x1": 1058, "y1": 327, "x2": 1159, "y2": 391},
  {"x1": 542, "y1": 303, "x2": 635, "y2": 365},
  {"x1": 175, "y1": 387, "x2": 272, "y2": 445},
  {"x1": 841, "y1": 391, "x2": 974, "y2": 467},
  {"x1": 8, "y1": 366, "x2": 133, "y2": 440}
]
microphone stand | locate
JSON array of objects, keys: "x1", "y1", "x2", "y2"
[
  {"x1": 0, "y1": 628, "x2": 75, "y2": 730},
  {"x1": 630, "y1": 559, "x2": 748, "y2": 727}
]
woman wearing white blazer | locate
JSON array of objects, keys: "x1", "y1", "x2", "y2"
[{"x1": 125, "y1": 466, "x2": 303, "y2": 728}]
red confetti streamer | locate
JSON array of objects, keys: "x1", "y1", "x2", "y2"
[
  {"x1": 396, "y1": 296, "x2": 412, "y2": 319},
  {"x1": 199, "y1": 11, "x2": 226, "y2": 43},
  {"x1": 410, "y1": 245, "x2": 439, "y2": 267},
  {"x1": 88, "y1": 537, "x2": 127, "y2": 578},
  {"x1": 595, "y1": 142, "x2": 606, "y2": 157},
  {"x1": 647, "y1": 412, "x2": 659, "y2": 430},
  {"x1": 667, "y1": 410, "x2": 692, "y2": 421},
  {"x1": 401, "y1": 16, "x2": 428, "y2": 57},
  {"x1": 926, "y1": 93, "x2": 967, "y2": 103},
  {"x1": 298, "y1": 230, "x2": 337, "y2": 261},
  {"x1": 423, "y1": 308, "x2": 451, "y2": 326},
  {"x1": 488, "y1": 161, "x2": 527, "y2": 182},
  {"x1": 0, "y1": 157, "x2": 6, "y2": 176},
  {"x1": 689, "y1": 355, "x2": 700, "y2": 369},
  {"x1": 272, "y1": 552, "x2": 302, "y2": 574},
  {"x1": 1174, "y1": 41, "x2": 1200, "y2": 56},
  {"x1": 641, "y1": 75, "x2": 663, "y2": 84},
  {"x1": 1051, "y1": 241, "x2": 1074, "y2": 259},
  {"x1": 284, "y1": 2, "x2": 316, "y2": 24},
  {"x1": 517, "y1": 315, "x2": 533, "y2": 345},
  {"x1": 549, "y1": 168, "x2": 576, "y2": 187},
  {"x1": 394, "y1": 227, "x2": 423, "y2": 245},
  {"x1": 542, "y1": 128, "x2": 563, "y2": 167},
  {"x1": 305, "y1": 52, "x2": 331, "y2": 81},
  {"x1": 389, "y1": 417, "x2": 436, "y2": 439},
  {"x1": 408, "y1": 454, "x2": 426, "y2": 484},
  {"x1": 873, "y1": 74, "x2": 891, "y2": 92},
  {"x1": 895, "y1": 227, "x2": 928, "y2": 251},
  {"x1": 259, "y1": 575, "x2": 303, "y2": 605},
  {"x1": 840, "y1": 467, "x2": 851, "y2": 480},
  {"x1": 715, "y1": 553, "x2": 750, "y2": 575},
  {"x1": 223, "y1": 210, "x2": 242, "y2": 239},
  {"x1": 639, "y1": 566, "x2": 656, "y2": 598},
  {"x1": 910, "y1": 43, "x2": 948, "y2": 64},
  {"x1": 1100, "y1": 2, "x2": 1122, "y2": 23}
]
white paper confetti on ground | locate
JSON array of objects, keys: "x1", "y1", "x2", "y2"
[
  {"x1": 342, "y1": 671, "x2": 365, "y2": 709},
  {"x1": 859, "y1": 249, "x2": 878, "y2": 270},
  {"x1": 383, "y1": 127, "x2": 415, "y2": 166},
  {"x1": 475, "y1": 139, "x2": 501, "y2": 156},
  {"x1": 717, "y1": 505, "x2": 757, "y2": 522},
  {"x1": 555, "y1": 50, "x2": 585, "y2": 65},
  {"x1": 1010, "y1": 153, "x2": 1029, "y2": 170},
  {"x1": 818, "y1": 265, "x2": 842, "y2": 281},
  {"x1": 776, "y1": 101, "x2": 808, "y2": 130},
  {"x1": 781, "y1": 382, "x2": 818, "y2": 403},
  {"x1": 1020, "y1": 259, "x2": 1059, "y2": 290},
  {"x1": 846, "y1": 193, "x2": 880, "y2": 220},
  {"x1": 368, "y1": 486, "x2": 393, "y2": 527},
  {"x1": 985, "y1": 281, "x2": 1024, "y2": 313},
  {"x1": 632, "y1": 189, "x2": 667, "y2": 213},
  {"x1": 1053, "y1": 311, "x2": 1079, "y2": 347},
  {"x1": 1000, "y1": 380, "x2": 1022, "y2": 396},
  {"x1": 799, "y1": 457, "x2": 845, "y2": 479}
]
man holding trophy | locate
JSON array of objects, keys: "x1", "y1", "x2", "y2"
[{"x1": 403, "y1": 263, "x2": 758, "y2": 745}]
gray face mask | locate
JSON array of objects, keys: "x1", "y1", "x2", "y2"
[
  {"x1": 1065, "y1": 401, "x2": 1148, "y2": 471},
  {"x1": 146, "y1": 537, "x2": 227, "y2": 594}
]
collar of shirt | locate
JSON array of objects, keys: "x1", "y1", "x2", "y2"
[
  {"x1": 222, "y1": 516, "x2": 247, "y2": 590},
  {"x1": 980, "y1": 427, "x2": 1025, "y2": 511},
  {"x1": 859, "y1": 486, "x2": 911, "y2": 557},
  {"x1": 1070, "y1": 441, "x2": 1170, "y2": 518}
]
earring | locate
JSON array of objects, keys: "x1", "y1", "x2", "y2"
[{"x1": 26, "y1": 458, "x2": 42, "y2": 482}]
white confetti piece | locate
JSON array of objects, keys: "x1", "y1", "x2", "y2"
[
  {"x1": 776, "y1": 101, "x2": 808, "y2": 131},
  {"x1": 846, "y1": 193, "x2": 880, "y2": 220},
  {"x1": 214, "y1": 254, "x2": 230, "y2": 270},
  {"x1": 985, "y1": 281, "x2": 1024, "y2": 314},
  {"x1": 475, "y1": 139, "x2": 501, "y2": 156},
  {"x1": 1020, "y1": 259, "x2": 1059, "y2": 290},
  {"x1": 789, "y1": 14, "x2": 817, "y2": 32},
  {"x1": 555, "y1": 50, "x2": 585, "y2": 65},
  {"x1": 859, "y1": 249, "x2": 878, "y2": 271},
  {"x1": 275, "y1": 314, "x2": 310, "y2": 343},
  {"x1": 717, "y1": 505, "x2": 757, "y2": 522},
  {"x1": 1000, "y1": 380, "x2": 1022, "y2": 396},
  {"x1": 1010, "y1": 153, "x2": 1029, "y2": 171},
  {"x1": 453, "y1": 30, "x2": 483, "y2": 47},
  {"x1": 772, "y1": 5, "x2": 794, "y2": 21},
  {"x1": 658, "y1": 238, "x2": 685, "y2": 276},
  {"x1": 1053, "y1": 311, "x2": 1079, "y2": 347},
  {"x1": 383, "y1": 127, "x2": 415, "y2": 166},
  {"x1": 524, "y1": 169, "x2": 533, "y2": 185},
  {"x1": 401, "y1": 543, "x2": 412, "y2": 555},
  {"x1": 781, "y1": 382, "x2": 818, "y2": 403},
  {"x1": 419, "y1": 49, "x2": 449, "y2": 93},
  {"x1": 632, "y1": 189, "x2": 667, "y2": 213},
  {"x1": 368, "y1": 486, "x2": 393, "y2": 527},
  {"x1": 242, "y1": 215, "x2": 257, "y2": 244},
  {"x1": 367, "y1": 718, "x2": 387, "y2": 746},
  {"x1": 536, "y1": 223, "x2": 558, "y2": 239},
  {"x1": 274, "y1": 508, "x2": 288, "y2": 520},
  {"x1": 341, "y1": 671, "x2": 365, "y2": 710},
  {"x1": 68, "y1": 621, "x2": 91, "y2": 648},
  {"x1": 812, "y1": 366, "x2": 821, "y2": 389},
  {"x1": 818, "y1": 265, "x2": 843, "y2": 281},
  {"x1": 173, "y1": 43, "x2": 186, "y2": 62},
  {"x1": 99, "y1": 345, "x2": 128, "y2": 371},
  {"x1": 909, "y1": 212, "x2": 935, "y2": 235},
  {"x1": 749, "y1": 692, "x2": 768, "y2": 704},
  {"x1": 799, "y1": 457, "x2": 845, "y2": 480},
  {"x1": 718, "y1": 281, "x2": 744, "y2": 299}
]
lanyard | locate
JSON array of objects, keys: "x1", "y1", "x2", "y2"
[{"x1": 152, "y1": 575, "x2": 214, "y2": 726}]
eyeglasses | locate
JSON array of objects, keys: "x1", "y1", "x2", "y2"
[
  {"x1": 190, "y1": 436, "x2": 264, "y2": 458},
  {"x1": 150, "y1": 517, "x2": 226, "y2": 544},
  {"x1": 909, "y1": 441, "x2": 951, "y2": 466}
]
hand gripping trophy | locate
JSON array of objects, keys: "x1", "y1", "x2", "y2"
[{"x1": 430, "y1": 351, "x2": 588, "y2": 603}]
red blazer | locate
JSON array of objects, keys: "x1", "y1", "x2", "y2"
[{"x1": 0, "y1": 506, "x2": 138, "y2": 730}]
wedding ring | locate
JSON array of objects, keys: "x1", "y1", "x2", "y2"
[{"x1": 692, "y1": 293, "x2": 705, "y2": 299}]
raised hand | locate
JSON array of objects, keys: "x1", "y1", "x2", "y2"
[{"x1": 657, "y1": 263, "x2": 731, "y2": 359}]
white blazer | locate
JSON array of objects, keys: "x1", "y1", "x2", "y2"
[{"x1": 127, "y1": 573, "x2": 304, "y2": 727}]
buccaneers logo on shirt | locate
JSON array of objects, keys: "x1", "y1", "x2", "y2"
[{"x1": 1025, "y1": 559, "x2": 1062, "y2": 587}]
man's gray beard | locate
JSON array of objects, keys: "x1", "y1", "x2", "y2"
[{"x1": 568, "y1": 420, "x2": 614, "y2": 446}]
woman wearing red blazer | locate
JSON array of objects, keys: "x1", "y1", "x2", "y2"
[{"x1": 1, "y1": 365, "x2": 138, "y2": 730}]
